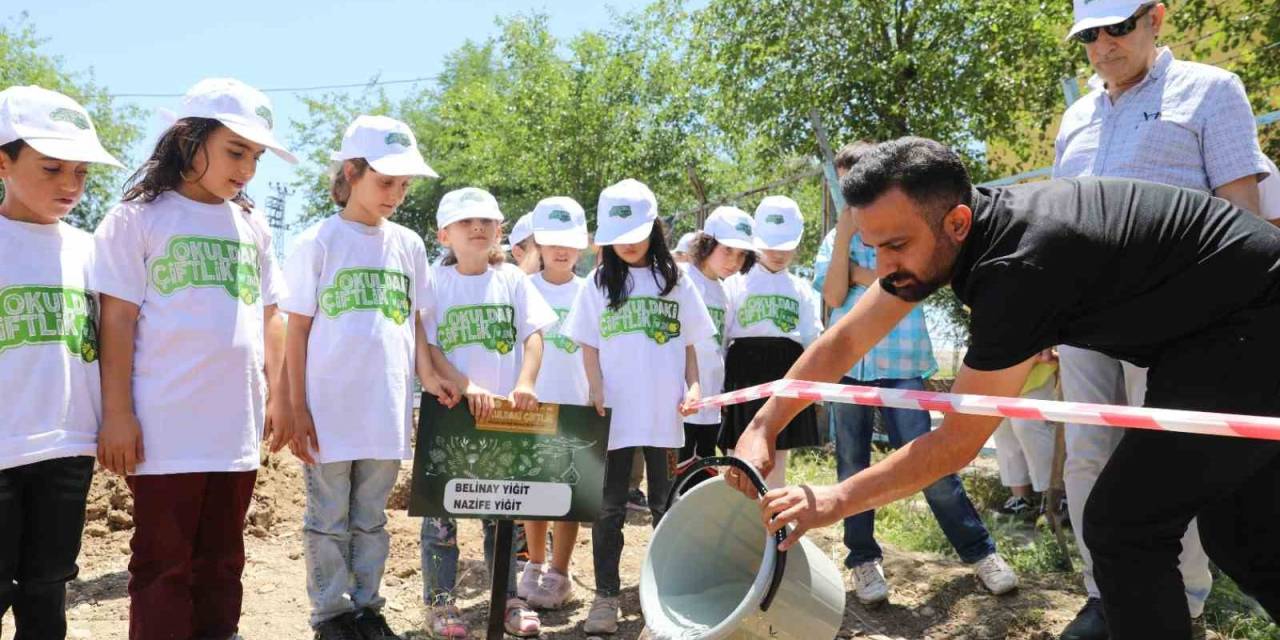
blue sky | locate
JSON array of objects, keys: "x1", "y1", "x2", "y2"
[{"x1": 13, "y1": 0, "x2": 661, "y2": 226}]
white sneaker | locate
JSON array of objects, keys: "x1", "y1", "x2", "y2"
[
  {"x1": 583, "y1": 596, "x2": 620, "y2": 634},
  {"x1": 851, "y1": 560, "x2": 889, "y2": 605},
  {"x1": 973, "y1": 553, "x2": 1018, "y2": 595},
  {"x1": 528, "y1": 568, "x2": 574, "y2": 609},
  {"x1": 517, "y1": 561, "x2": 543, "y2": 599}
]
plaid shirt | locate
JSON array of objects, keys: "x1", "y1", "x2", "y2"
[
  {"x1": 1054, "y1": 47, "x2": 1269, "y2": 191},
  {"x1": 813, "y1": 229, "x2": 937, "y2": 381}
]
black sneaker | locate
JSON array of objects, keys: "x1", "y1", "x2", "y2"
[
  {"x1": 354, "y1": 608, "x2": 401, "y2": 640},
  {"x1": 1060, "y1": 597, "x2": 1108, "y2": 640},
  {"x1": 314, "y1": 612, "x2": 363, "y2": 640},
  {"x1": 996, "y1": 495, "x2": 1036, "y2": 518},
  {"x1": 626, "y1": 488, "x2": 648, "y2": 512}
]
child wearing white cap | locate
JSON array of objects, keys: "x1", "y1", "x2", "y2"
[
  {"x1": 720, "y1": 195, "x2": 823, "y2": 489},
  {"x1": 418, "y1": 187, "x2": 556, "y2": 638},
  {"x1": 678, "y1": 206, "x2": 757, "y2": 487},
  {"x1": 561, "y1": 178, "x2": 715, "y2": 634},
  {"x1": 673, "y1": 231, "x2": 696, "y2": 263},
  {"x1": 280, "y1": 114, "x2": 456, "y2": 640},
  {"x1": 513, "y1": 196, "x2": 591, "y2": 611},
  {"x1": 508, "y1": 212, "x2": 538, "y2": 274},
  {"x1": 90, "y1": 77, "x2": 295, "y2": 638},
  {"x1": 0, "y1": 85, "x2": 122, "y2": 638}
]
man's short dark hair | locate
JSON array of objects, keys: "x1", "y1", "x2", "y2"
[
  {"x1": 839, "y1": 137, "x2": 973, "y2": 225},
  {"x1": 834, "y1": 140, "x2": 877, "y2": 174}
]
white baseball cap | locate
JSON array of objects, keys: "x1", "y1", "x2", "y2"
[
  {"x1": 753, "y1": 196, "x2": 804, "y2": 251},
  {"x1": 595, "y1": 178, "x2": 657, "y2": 246},
  {"x1": 509, "y1": 212, "x2": 534, "y2": 246},
  {"x1": 674, "y1": 232, "x2": 696, "y2": 254},
  {"x1": 1067, "y1": 0, "x2": 1148, "y2": 40},
  {"x1": 703, "y1": 206, "x2": 756, "y2": 251},
  {"x1": 173, "y1": 78, "x2": 297, "y2": 164},
  {"x1": 0, "y1": 86, "x2": 123, "y2": 168},
  {"x1": 437, "y1": 187, "x2": 503, "y2": 229},
  {"x1": 331, "y1": 114, "x2": 437, "y2": 178},
  {"x1": 531, "y1": 196, "x2": 588, "y2": 249}
]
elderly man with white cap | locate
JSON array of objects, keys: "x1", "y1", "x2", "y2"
[{"x1": 1054, "y1": 2, "x2": 1271, "y2": 638}]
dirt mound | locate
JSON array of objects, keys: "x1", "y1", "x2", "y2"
[{"x1": 82, "y1": 454, "x2": 306, "y2": 540}]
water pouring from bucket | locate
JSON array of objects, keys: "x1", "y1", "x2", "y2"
[{"x1": 640, "y1": 457, "x2": 846, "y2": 640}]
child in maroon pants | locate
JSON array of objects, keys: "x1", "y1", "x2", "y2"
[{"x1": 92, "y1": 77, "x2": 295, "y2": 640}]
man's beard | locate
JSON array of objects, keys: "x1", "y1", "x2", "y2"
[{"x1": 880, "y1": 234, "x2": 958, "y2": 303}]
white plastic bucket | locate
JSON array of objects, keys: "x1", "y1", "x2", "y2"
[{"x1": 640, "y1": 457, "x2": 846, "y2": 639}]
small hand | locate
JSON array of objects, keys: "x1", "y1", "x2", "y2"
[
  {"x1": 289, "y1": 407, "x2": 319, "y2": 465},
  {"x1": 97, "y1": 411, "x2": 144, "y2": 476},
  {"x1": 465, "y1": 383, "x2": 497, "y2": 421},
  {"x1": 263, "y1": 397, "x2": 294, "y2": 454},
  {"x1": 589, "y1": 385, "x2": 606, "y2": 417},
  {"x1": 508, "y1": 384, "x2": 539, "y2": 411}
]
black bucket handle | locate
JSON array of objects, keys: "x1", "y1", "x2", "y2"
[{"x1": 664, "y1": 455, "x2": 788, "y2": 613}]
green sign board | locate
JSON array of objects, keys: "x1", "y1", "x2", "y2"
[{"x1": 409, "y1": 400, "x2": 611, "y2": 521}]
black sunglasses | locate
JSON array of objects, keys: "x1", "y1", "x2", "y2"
[{"x1": 1074, "y1": 4, "x2": 1154, "y2": 44}]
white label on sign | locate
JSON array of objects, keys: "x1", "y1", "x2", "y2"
[{"x1": 444, "y1": 479, "x2": 572, "y2": 517}]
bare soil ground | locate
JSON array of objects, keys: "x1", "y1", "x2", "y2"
[{"x1": 1, "y1": 453, "x2": 1092, "y2": 640}]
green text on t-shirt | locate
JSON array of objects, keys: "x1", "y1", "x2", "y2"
[
  {"x1": 438, "y1": 304, "x2": 517, "y2": 354},
  {"x1": 0, "y1": 285, "x2": 99, "y2": 362},
  {"x1": 546, "y1": 307, "x2": 579, "y2": 354},
  {"x1": 320, "y1": 268, "x2": 412, "y2": 324},
  {"x1": 737, "y1": 294, "x2": 799, "y2": 333},
  {"x1": 150, "y1": 235, "x2": 261, "y2": 304},
  {"x1": 600, "y1": 296, "x2": 681, "y2": 345},
  {"x1": 708, "y1": 306, "x2": 725, "y2": 344}
]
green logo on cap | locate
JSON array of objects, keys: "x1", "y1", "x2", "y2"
[
  {"x1": 735, "y1": 222, "x2": 753, "y2": 236},
  {"x1": 255, "y1": 106, "x2": 274, "y2": 129},
  {"x1": 549, "y1": 209, "x2": 572, "y2": 223},
  {"x1": 49, "y1": 107, "x2": 90, "y2": 130},
  {"x1": 766, "y1": 213, "x2": 785, "y2": 225},
  {"x1": 385, "y1": 132, "x2": 412, "y2": 147},
  {"x1": 608, "y1": 205, "x2": 633, "y2": 219}
]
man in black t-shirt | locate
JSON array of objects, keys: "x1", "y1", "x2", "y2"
[{"x1": 726, "y1": 137, "x2": 1280, "y2": 639}]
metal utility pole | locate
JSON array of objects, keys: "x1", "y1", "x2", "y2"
[{"x1": 265, "y1": 182, "x2": 293, "y2": 260}]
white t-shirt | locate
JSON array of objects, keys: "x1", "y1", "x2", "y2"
[
  {"x1": 424, "y1": 263, "x2": 556, "y2": 397},
  {"x1": 91, "y1": 192, "x2": 284, "y2": 475},
  {"x1": 0, "y1": 216, "x2": 101, "y2": 470},
  {"x1": 530, "y1": 273, "x2": 589, "y2": 406},
  {"x1": 681, "y1": 264, "x2": 727, "y2": 425},
  {"x1": 562, "y1": 267, "x2": 715, "y2": 450},
  {"x1": 281, "y1": 215, "x2": 431, "y2": 463},
  {"x1": 724, "y1": 264, "x2": 822, "y2": 347}
]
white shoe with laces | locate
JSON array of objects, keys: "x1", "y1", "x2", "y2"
[
  {"x1": 517, "y1": 561, "x2": 543, "y2": 599},
  {"x1": 528, "y1": 568, "x2": 574, "y2": 609},
  {"x1": 973, "y1": 552, "x2": 1018, "y2": 595},
  {"x1": 851, "y1": 559, "x2": 889, "y2": 605}
]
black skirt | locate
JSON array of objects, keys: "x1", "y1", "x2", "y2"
[{"x1": 719, "y1": 337, "x2": 821, "y2": 451}]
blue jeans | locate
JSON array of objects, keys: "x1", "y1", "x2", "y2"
[
  {"x1": 420, "y1": 517, "x2": 518, "y2": 605},
  {"x1": 303, "y1": 459, "x2": 401, "y2": 627},
  {"x1": 831, "y1": 377, "x2": 995, "y2": 567}
]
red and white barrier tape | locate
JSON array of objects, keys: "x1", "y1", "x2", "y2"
[{"x1": 692, "y1": 379, "x2": 1280, "y2": 442}]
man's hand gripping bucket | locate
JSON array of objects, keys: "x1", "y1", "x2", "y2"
[{"x1": 640, "y1": 456, "x2": 846, "y2": 639}]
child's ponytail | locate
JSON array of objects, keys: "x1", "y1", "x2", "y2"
[{"x1": 329, "y1": 158, "x2": 370, "y2": 207}]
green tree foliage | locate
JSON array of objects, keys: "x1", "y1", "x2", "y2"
[
  {"x1": 692, "y1": 0, "x2": 1078, "y2": 178},
  {"x1": 1171, "y1": 0, "x2": 1280, "y2": 156},
  {"x1": 0, "y1": 14, "x2": 143, "y2": 230},
  {"x1": 289, "y1": 11, "x2": 721, "y2": 255}
]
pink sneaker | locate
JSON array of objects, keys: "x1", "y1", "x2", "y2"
[{"x1": 504, "y1": 597, "x2": 541, "y2": 638}]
